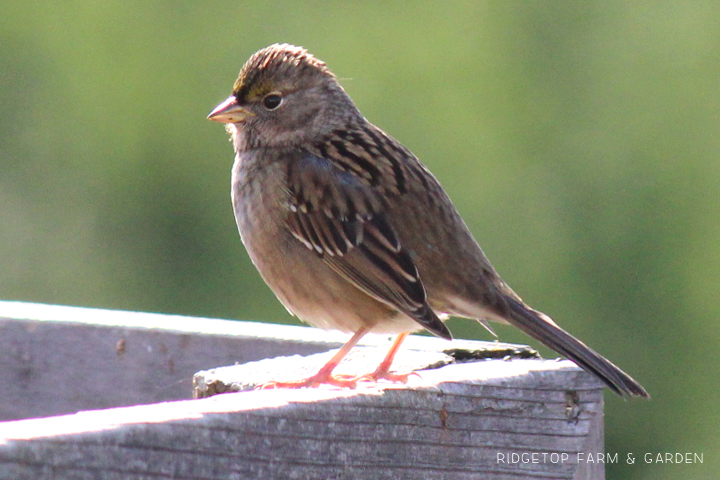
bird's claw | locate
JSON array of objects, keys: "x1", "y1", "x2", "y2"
[{"x1": 258, "y1": 373, "x2": 360, "y2": 390}]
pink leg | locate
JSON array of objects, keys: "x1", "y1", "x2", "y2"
[
  {"x1": 261, "y1": 327, "x2": 369, "y2": 389},
  {"x1": 366, "y1": 332, "x2": 417, "y2": 383}
]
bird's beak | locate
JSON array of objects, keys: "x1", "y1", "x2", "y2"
[{"x1": 207, "y1": 96, "x2": 254, "y2": 123}]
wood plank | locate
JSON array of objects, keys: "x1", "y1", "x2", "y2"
[
  {"x1": 0, "y1": 301, "x2": 534, "y2": 421},
  {"x1": 0, "y1": 301, "x2": 360, "y2": 420},
  {"x1": 193, "y1": 340, "x2": 539, "y2": 396},
  {"x1": 0, "y1": 360, "x2": 604, "y2": 480}
]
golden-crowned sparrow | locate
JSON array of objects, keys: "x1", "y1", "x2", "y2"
[{"x1": 208, "y1": 44, "x2": 648, "y2": 397}]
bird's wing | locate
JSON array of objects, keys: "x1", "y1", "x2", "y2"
[{"x1": 285, "y1": 150, "x2": 451, "y2": 339}]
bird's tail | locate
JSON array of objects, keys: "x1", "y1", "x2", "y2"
[{"x1": 504, "y1": 297, "x2": 649, "y2": 398}]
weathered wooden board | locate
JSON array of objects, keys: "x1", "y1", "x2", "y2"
[
  {"x1": 193, "y1": 341, "x2": 539, "y2": 397},
  {"x1": 0, "y1": 301, "x2": 358, "y2": 420},
  {"x1": 0, "y1": 301, "x2": 533, "y2": 421},
  {"x1": 0, "y1": 360, "x2": 604, "y2": 480}
]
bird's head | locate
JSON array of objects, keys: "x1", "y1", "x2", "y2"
[{"x1": 208, "y1": 43, "x2": 361, "y2": 151}]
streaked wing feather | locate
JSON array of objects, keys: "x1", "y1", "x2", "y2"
[{"x1": 286, "y1": 149, "x2": 450, "y2": 339}]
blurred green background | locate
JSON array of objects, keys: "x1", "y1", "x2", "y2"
[{"x1": 1, "y1": 1, "x2": 718, "y2": 477}]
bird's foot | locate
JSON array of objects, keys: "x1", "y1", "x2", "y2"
[
  {"x1": 258, "y1": 370, "x2": 420, "y2": 389},
  {"x1": 356, "y1": 368, "x2": 421, "y2": 385},
  {"x1": 259, "y1": 372, "x2": 359, "y2": 390}
]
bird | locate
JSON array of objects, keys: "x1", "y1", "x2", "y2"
[{"x1": 208, "y1": 43, "x2": 649, "y2": 398}]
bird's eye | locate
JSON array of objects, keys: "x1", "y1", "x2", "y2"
[{"x1": 263, "y1": 93, "x2": 283, "y2": 110}]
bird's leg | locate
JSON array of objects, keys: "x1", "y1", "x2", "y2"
[
  {"x1": 363, "y1": 332, "x2": 418, "y2": 383},
  {"x1": 261, "y1": 327, "x2": 369, "y2": 389}
]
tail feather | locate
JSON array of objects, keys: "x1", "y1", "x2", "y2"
[{"x1": 504, "y1": 297, "x2": 649, "y2": 398}]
